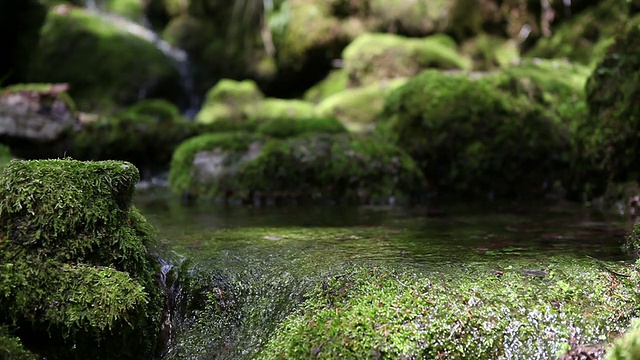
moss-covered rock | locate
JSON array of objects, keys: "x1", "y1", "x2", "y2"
[
  {"x1": 236, "y1": 133, "x2": 424, "y2": 204},
  {"x1": 195, "y1": 79, "x2": 264, "y2": 124},
  {"x1": 28, "y1": 6, "x2": 181, "y2": 111},
  {"x1": 103, "y1": 0, "x2": 145, "y2": 22},
  {"x1": 527, "y1": 0, "x2": 638, "y2": 67},
  {"x1": 303, "y1": 69, "x2": 348, "y2": 103},
  {"x1": 379, "y1": 69, "x2": 570, "y2": 198},
  {"x1": 317, "y1": 78, "x2": 407, "y2": 133},
  {"x1": 367, "y1": 0, "x2": 450, "y2": 36},
  {"x1": 342, "y1": 33, "x2": 470, "y2": 87},
  {"x1": 168, "y1": 132, "x2": 262, "y2": 199},
  {"x1": 0, "y1": 159, "x2": 162, "y2": 359},
  {"x1": 250, "y1": 98, "x2": 317, "y2": 121},
  {"x1": 581, "y1": 23, "x2": 640, "y2": 196},
  {"x1": 71, "y1": 99, "x2": 194, "y2": 176},
  {"x1": 461, "y1": 34, "x2": 520, "y2": 70}
]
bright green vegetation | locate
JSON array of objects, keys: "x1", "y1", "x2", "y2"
[
  {"x1": 0, "y1": 326, "x2": 37, "y2": 360},
  {"x1": 72, "y1": 99, "x2": 195, "y2": 174},
  {"x1": 316, "y1": 78, "x2": 407, "y2": 132},
  {"x1": 0, "y1": 145, "x2": 14, "y2": 172},
  {"x1": 0, "y1": 159, "x2": 162, "y2": 359},
  {"x1": 258, "y1": 259, "x2": 635, "y2": 359},
  {"x1": 27, "y1": 7, "x2": 180, "y2": 111},
  {"x1": 196, "y1": 79, "x2": 264, "y2": 124},
  {"x1": 379, "y1": 68, "x2": 570, "y2": 198},
  {"x1": 251, "y1": 98, "x2": 317, "y2": 121},
  {"x1": 303, "y1": 69, "x2": 348, "y2": 103},
  {"x1": 462, "y1": 34, "x2": 520, "y2": 70},
  {"x1": 342, "y1": 33, "x2": 471, "y2": 87},
  {"x1": 606, "y1": 319, "x2": 640, "y2": 360}
]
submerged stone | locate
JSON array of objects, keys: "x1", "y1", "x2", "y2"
[{"x1": 0, "y1": 159, "x2": 163, "y2": 359}]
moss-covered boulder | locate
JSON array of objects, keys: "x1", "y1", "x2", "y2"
[
  {"x1": 250, "y1": 99, "x2": 317, "y2": 121},
  {"x1": 195, "y1": 79, "x2": 264, "y2": 124},
  {"x1": 581, "y1": 23, "x2": 640, "y2": 195},
  {"x1": 0, "y1": 159, "x2": 163, "y2": 359},
  {"x1": 169, "y1": 132, "x2": 262, "y2": 199},
  {"x1": 342, "y1": 33, "x2": 470, "y2": 87},
  {"x1": 527, "y1": 0, "x2": 639, "y2": 67},
  {"x1": 71, "y1": 99, "x2": 194, "y2": 176},
  {"x1": 461, "y1": 34, "x2": 520, "y2": 70},
  {"x1": 379, "y1": 69, "x2": 570, "y2": 198},
  {"x1": 235, "y1": 133, "x2": 424, "y2": 204},
  {"x1": 367, "y1": 0, "x2": 450, "y2": 36},
  {"x1": 303, "y1": 69, "x2": 349, "y2": 103},
  {"x1": 28, "y1": 6, "x2": 181, "y2": 111},
  {"x1": 316, "y1": 78, "x2": 407, "y2": 133},
  {"x1": 257, "y1": 117, "x2": 346, "y2": 139}
]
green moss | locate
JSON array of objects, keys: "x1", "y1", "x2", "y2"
[
  {"x1": 3, "y1": 82, "x2": 77, "y2": 113},
  {"x1": 527, "y1": 0, "x2": 636, "y2": 67},
  {"x1": 168, "y1": 132, "x2": 260, "y2": 198},
  {"x1": 303, "y1": 69, "x2": 348, "y2": 103},
  {"x1": 196, "y1": 79, "x2": 264, "y2": 124},
  {"x1": 342, "y1": 33, "x2": 470, "y2": 87},
  {"x1": 0, "y1": 326, "x2": 37, "y2": 360},
  {"x1": 462, "y1": 35, "x2": 520, "y2": 70},
  {"x1": 249, "y1": 98, "x2": 317, "y2": 121},
  {"x1": 72, "y1": 99, "x2": 194, "y2": 173},
  {"x1": 258, "y1": 259, "x2": 636, "y2": 359},
  {"x1": 0, "y1": 145, "x2": 14, "y2": 172},
  {"x1": 257, "y1": 117, "x2": 346, "y2": 139},
  {"x1": 316, "y1": 78, "x2": 407, "y2": 133},
  {"x1": 368, "y1": 0, "x2": 449, "y2": 36},
  {"x1": 379, "y1": 69, "x2": 570, "y2": 198},
  {"x1": 0, "y1": 159, "x2": 162, "y2": 359},
  {"x1": 606, "y1": 319, "x2": 640, "y2": 360},
  {"x1": 236, "y1": 133, "x2": 424, "y2": 203},
  {"x1": 28, "y1": 7, "x2": 180, "y2": 111},
  {"x1": 161, "y1": 15, "x2": 211, "y2": 56}
]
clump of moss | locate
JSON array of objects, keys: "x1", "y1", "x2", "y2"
[
  {"x1": 236, "y1": 133, "x2": 424, "y2": 204},
  {"x1": 367, "y1": 0, "x2": 450, "y2": 36},
  {"x1": 342, "y1": 33, "x2": 470, "y2": 87},
  {"x1": 257, "y1": 117, "x2": 346, "y2": 139},
  {"x1": 606, "y1": 319, "x2": 640, "y2": 360},
  {"x1": 0, "y1": 159, "x2": 162, "y2": 359},
  {"x1": 195, "y1": 79, "x2": 264, "y2": 124},
  {"x1": 379, "y1": 69, "x2": 569, "y2": 199},
  {"x1": 168, "y1": 132, "x2": 260, "y2": 198},
  {"x1": 72, "y1": 99, "x2": 194, "y2": 175},
  {"x1": 250, "y1": 98, "x2": 317, "y2": 121},
  {"x1": 461, "y1": 34, "x2": 520, "y2": 70},
  {"x1": 0, "y1": 326, "x2": 37, "y2": 360},
  {"x1": 303, "y1": 69, "x2": 348, "y2": 103},
  {"x1": 28, "y1": 7, "x2": 180, "y2": 111}
]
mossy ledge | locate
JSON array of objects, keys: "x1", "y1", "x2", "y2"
[{"x1": 0, "y1": 159, "x2": 163, "y2": 359}]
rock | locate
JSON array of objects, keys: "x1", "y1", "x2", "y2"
[{"x1": 0, "y1": 159, "x2": 163, "y2": 359}]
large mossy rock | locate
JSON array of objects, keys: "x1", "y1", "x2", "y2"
[
  {"x1": 583, "y1": 23, "x2": 640, "y2": 193},
  {"x1": 170, "y1": 131, "x2": 423, "y2": 203},
  {"x1": 342, "y1": 33, "x2": 470, "y2": 87},
  {"x1": 71, "y1": 99, "x2": 194, "y2": 176},
  {"x1": 0, "y1": 159, "x2": 162, "y2": 359},
  {"x1": 379, "y1": 69, "x2": 571, "y2": 198},
  {"x1": 196, "y1": 79, "x2": 264, "y2": 124},
  {"x1": 28, "y1": 6, "x2": 181, "y2": 112}
]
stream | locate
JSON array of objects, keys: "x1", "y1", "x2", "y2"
[{"x1": 135, "y1": 189, "x2": 635, "y2": 359}]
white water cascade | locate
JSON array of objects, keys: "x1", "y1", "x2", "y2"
[{"x1": 83, "y1": 0, "x2": 200, "y2": 118}]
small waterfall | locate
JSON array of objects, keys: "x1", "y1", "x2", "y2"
[{"x1": 83, "y1": 2, "x2": 201, "y2": 118}]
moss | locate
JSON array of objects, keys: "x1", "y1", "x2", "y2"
[
  {"x1": 316, "y1": 78, "x2": 407, "y2": 133},
  {"x1": 461, "y1": 34, "x2": 520, "y2": 70},
  {"x1": 0, "y1": 159, "x2": 162, "y2": 359},
  {"x1": 249, "y1": 98, "x2": 317, "y2": 121},
  {"x1": 0, "y1": 326, "x2": 37, "y2": 360},
  {"x1": 303, "y1": 69, "x2": 348, "y2": 103},
  {"x1": 236, "y1": 133, "x2": 424, "y2": 203},
  {"x1": 196, "y1": 79, "x2": 264, "y2": 124},
  {"x1": 342, "y1": 33, "x2": 470, "y2": 87},
  {"x1": 3, "y1": 82, "x2": 77, "y2": 113},
  {"x1": 104, "y1": 0, "x2": 144, "y2": 22},
  {"x1": 258, "y1": 259, "x2": 636, "y2": 359},
  {"x1": 72, "y1": 99, "x2": 195, "y2": 174},
  {"x1": 606, "y1": 319, "x2": 640, "y2": 360},
  {"x1": 27, "y1": 7, "x2": 180, "y2": 111},
  {"x1": 379, "y1": 69, "x2": 570, "y2": 198},
  {"x1": 527, "y1": 0, "x2": 637, "y2": 67},
  {"x1": 580, "y1": 22, "x2": 640, "y2": 196},
  {"x1": 168, "y1": 132, "x2": 260, "y2": 198},
  {"x1": 0, "y1": 145, "x2": 14, "y2": 172},
  {"x1": 368, "y1": 0, "x2": 450, "y2": 36},
  {"x1": 257, "y1": 117, "x2": 346, "y2": 139}
]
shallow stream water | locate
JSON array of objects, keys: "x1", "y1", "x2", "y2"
[{"x1": 135, "y1": 189, "x2": 635, "y2": 359}]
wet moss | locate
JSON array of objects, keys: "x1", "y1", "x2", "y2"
[
  {"x1": 258, "y1": 260, "x2": 636, "y2": 359},
  {"x1": 342, "y1": 33, "x2": 470, "y2": 87},
  {"x1": 27, "y1": 7, "x2": 180, "y2": 111},
  {"x1": 0, "y1": 159, "x2": 162, "y2": 359},
  {"x1": 379, "y1": 69, "x2": 569, "y2": 198}
]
